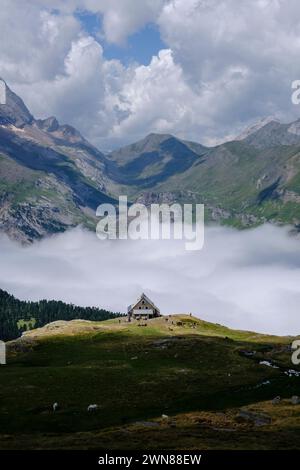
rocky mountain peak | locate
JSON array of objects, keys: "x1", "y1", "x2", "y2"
[
  {"x1": 132, "y1": 133, "x2": 175, "y2": 153},
  {"x1": 287, "y1": 118, "x2": 300, "y2": 136},
  {"x1": 36, "y1": 116, "x2": 60, "y2": 133},
  {"x1": 235, "y1": 116, "x2": 280, "y2": 141},
  {"x1": 0, "y1": 81, "x2": 33, "y2": 127}
]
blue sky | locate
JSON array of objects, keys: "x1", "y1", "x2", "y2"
[{"x1": 75, "y1": 10, "x2": 165, "y2": 66}]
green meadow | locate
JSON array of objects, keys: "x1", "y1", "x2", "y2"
[{"x1": 1, "y1": 315, "x2": 299, "y2": 449}]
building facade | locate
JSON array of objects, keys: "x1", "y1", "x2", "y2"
[{"x1": 127, "y1": 293, "x2": 161, "y2": 321}]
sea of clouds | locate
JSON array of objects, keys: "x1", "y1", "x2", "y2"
[{"x1": 0, "y1": 224, "x2": 300, "y2": 335}]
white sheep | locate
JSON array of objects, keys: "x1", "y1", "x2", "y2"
[
  {"x1": 87, "y1": 404, "x2": 98, "y2": 412},
  {"x1": 291, "y1": 395, "x2": 300, "y2": 405},
  {"x1": 272, "y1": 396, "x2": 281, "y2": 405}
]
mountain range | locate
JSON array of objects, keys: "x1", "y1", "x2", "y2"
[{"x1": 1, "y1": 79, "x2": 300, "y2": 242}]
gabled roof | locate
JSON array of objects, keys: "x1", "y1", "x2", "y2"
[{"x1": 127, "y1": 293, "x2": 160, "y2": 313}]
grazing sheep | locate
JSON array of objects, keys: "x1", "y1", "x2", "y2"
[
  {"x1": 291, "y1": 396, "x2": 300, "y2": 405},
  {"x1": 87, "y1": 404, "x2": 98, "y2": 412},
  {"x1": 53, "y1": 402, "x2": 58, "y2": 412},
  {"x1": 272, "y1": 396, "x2": 281, "y2": 405},
  {"x1": 161, "y1": 414, "x2": 169, "y2": 419}
]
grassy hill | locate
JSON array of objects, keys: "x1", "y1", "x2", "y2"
[
  {"x1": 145, "y1": 141, "x2": 300, "y2": 228},
  {"x1": 1, "y1": 315, "x2": 300, "y2": 450},
  {"x1": 106, "y1": 134, "x2": 300, "y2": 231},
  {"x1": 0, "y1": 288, "x2": 121, "y2": 341}
]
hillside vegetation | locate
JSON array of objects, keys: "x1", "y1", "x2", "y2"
[
  {"x1": 0, "y1": 288, "x2": 120, "y2": 341},
  {"x1": 1, "y1": 315, "x2": 299, "y2": 450}
]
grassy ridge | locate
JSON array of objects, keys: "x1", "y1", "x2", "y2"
[{"x1": 0, "y1": 288, "x2": 121, "y2": 341}]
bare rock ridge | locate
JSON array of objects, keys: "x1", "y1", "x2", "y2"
[{"x1": 0, "y1": 79, "x2": 33, "y2": 127}]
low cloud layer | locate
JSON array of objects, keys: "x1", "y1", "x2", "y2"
[{"x1": 0, "y1": 224, "x2": 300, "y2": 335}]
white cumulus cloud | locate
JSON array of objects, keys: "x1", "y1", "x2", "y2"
[{"x1": 2, "y1": 0, "x2": 300, "y2": 148}]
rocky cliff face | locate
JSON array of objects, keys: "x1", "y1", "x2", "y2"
[
  {"x1": 0, "y1": 81, "x2": 117, "y2": 243},
  {"x1": 0, "y1": 80, "x2": 33, "y2": 127}
]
